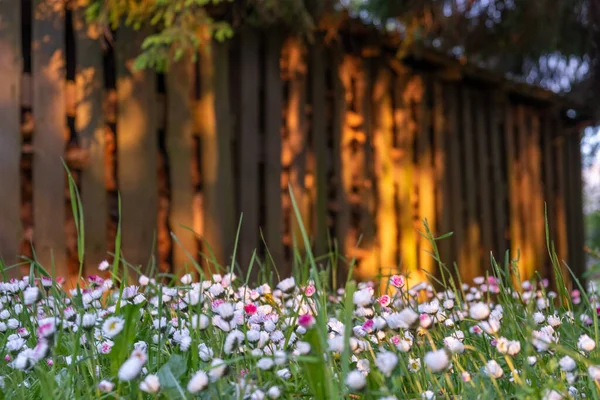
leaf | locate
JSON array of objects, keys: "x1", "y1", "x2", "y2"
[{"x1": 157, "y1": 354, "x2": 188, "y2": 388}]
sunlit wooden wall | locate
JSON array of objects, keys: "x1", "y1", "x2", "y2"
[{"x1": 0, "y1": 1, "x2": 587, "y2": 285}]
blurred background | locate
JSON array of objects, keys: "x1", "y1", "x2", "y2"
[{"x1": 0, "y1": 0, "x2": 598, "y2": 285}]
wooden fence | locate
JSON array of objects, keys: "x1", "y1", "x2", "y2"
[{"x1": 0, "y1": 2, "x2": 588, "y2": 286}]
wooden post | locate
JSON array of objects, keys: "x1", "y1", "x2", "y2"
[
  {"x1": 115, "y1": 27, "x2": 158, "y2": 269},
  {"x1": 528, "y1": 109, "x2": 546, "y2": 276},
  {"x1": 553, "y1": 116, "x2": 569, "y2": 270},
  {"x1": 32, "y1": 0, "x2": 67, "y2": 277},
  {"x1": 416, "y1": 75, "x2": 436, "y2": 278},
  {"x1": 461, "y1": 86, "x2": 481, "y2": 280},
  {"x1": 0, "y1": 1, "x2": 22, "y2": 268},
  {"x1": 373, "y1": 66, "x2": 397, "y2": 277},
  {"x1": 311, "y1": 39, "x2": 328, "y2": 257},
  {"x1": 238, "y1": 29, "x2": 260, "y2": 270},
  {"x1": 73, "y1": 3, "x2": 107, "y2": 274},
  {"x1": 166, "y1": 59, "x2": 196, "y2": 274},
  {"x1": 264, "y1": 33, "x2": 285, "y2": 272}
]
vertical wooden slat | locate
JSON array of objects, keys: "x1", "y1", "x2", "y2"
[
  {"x1": 338, "y1": 56, "x2": 356, "y2": 263},
  {"x1": 311, "y1": 39, "x2": 328, "y2": 256},
  {"x1": 32, "y1": 0, "x2": 67, "y2": 276},
  {"x1": 542, "y1": 109, "x2": 556, "y2": 246},
  {"x1": 283, "y1": 38, "x2": 308, "y2": 253},
  {"x1": 445, "y1": 84, "x2": 466, "y2": 274},
  {"x1": 395, "y1": 74, "x2": 420, "y2": 282},
  {"x1": 0, "y1": 1, "x2": 22, "y2": 267},
  {"x1": 238, "y1": 29, "x2": 260, "y2": 269},
  {"x1": 566, "y1": 128, "x2": 585, "y2": 277},
  {"x1": 264, "y1": 33, "x2": 285, "y2": 271},
  {"x1": 474, "y1": 90, "x2": 493, "y2": 260},
  {"x1": 416, "y1": 75, "x2": 436, "y2": 278},
  {"x1": 433, "y1": 81, "x2": 451, "y2": 265},
  {"x1": 461, "y1": 86, "x2": 481, "y2": 280},
  {"x1": 489, "y1": 93, "x2": 508, "y2": 257},
  {"x1": 334, "y1": 49, "x2": 351, "y2": 274},
  {"x1": 529, "y1": 109, "x2": 546, "y2": 275},
  {"x1": 515, "y1": 105, "x2": 535, "y2": 279},
  {"x1": 115, "y1": 28, "x2": 158, "y2": 269},
  {"x1": 74, "y1": 5, "x2": 106, "y2": 273},
  {"x1": 166, "y1": 60, "x2": 196, "y2": 273},
  {"x1": 553, "y1": 117, "x2": 569, "y2": 269},
  {"x1": 373, "y1": 66, "x2": 397, "y2": 276}
]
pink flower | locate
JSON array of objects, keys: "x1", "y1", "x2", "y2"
[
  {"x1": 56, "y1": 277, "x2": 65, "y2": 285},
  {"x1": 211, "y1": 299, "x2": 225, "y2": 311},
  {"x1": 390, "y1": 275, "x2": 405, "y2": 289},
  {"x1": 362, "y1": 319, "x2": 374, "y2": 331},
  {"x1": 298, "y1": 314, "x2": 315, "y2": 329},
  {"x1": 4, "y1": 355, "x2": 10, "y2": 362},
  {"x1": 304, "y1": 285, "x2": 316, "y2": 297},
  {"x1": 491, "y1": 339, "x2": 498, "y2": 346},
  {"x1": 378, "y1": 295, "x2": 391, "y2": 307},
  {"x1": 244, "y1": 303, "x2": 257, "y2": 315},
  {"x1": 47, "y1": 359, "x2": 53, "y2": 366},
  {"x1": 41, "y1": 276, "x2": 53, "y2": 288},
  {"x1": 391, "y1": 335, "x2": 401, "y2": 346}
]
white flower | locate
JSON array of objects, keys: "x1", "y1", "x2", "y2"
[
  {"x1": 357, "y1": 359, "x2": 370, "y2": 375},
  {"x1": 353, "y1": 288, "x2": 373, "y2": 307},
  {"x1": 559, "y1": 356, "x2": 576, "y2": 372},
  {"x1": 118, "y1": 350, "x2": 147, "y2": 381},
  {"x1": 215, "y1": 302, "x2": 235, "y2": 321},
  {"x1": 102, "y1": 317, "x2": 125, "y2": 338},
  {"x1": 469, "y1": 302, "x2": 490, "y2": 320},
  {"x1": 408, "y1": 357, "x2": 421, "y2": 372},
  {"x1": 198, "y1": 343, "x2": 214, "y2": 361},
  {"x1": 7, "y1": 318, "x2": 19, "y2": 329},
  {"x1": 547, "y1": 314, "x2": 561, "y2": 328},
  {"x1": 527, "y1": 356, "x2": 537, "y2": 365},
  {"x1": 542, "y1": 390, "x2": 563, "y2": 400},
  {"x1": 276, "y1": 368, "x2": 291, "y2": 380},
  {"x1": 346, "y1": 370, "x2": 366, "y2": 390},
  {"x1": 139, "y1": 374, "x2": 160, "y2": 393},
  {"x1": 277, "y1": 277, "x2": 296, "y2": 293},
  {"x1": 479, "y1": 318, "x2": 501, "y2": 334},
  {"x1": 224, "y1": 330, "x2": 244, "y2": 354},
  {"x1": 578, "y1": 334, "x2": 596, "y2": 351},
  {"x1": 424, "y1": 350, "x2": 450, "y2": 373},
  {"x1": 181, "y1": 274, "x2": 193, "y2": 285},
  {"x1": 444, "y1": 337, "x2": 465, "y2": 354},
  {"x1": 191, "y1": 314, "x2": 209, "y2": 330},
  {"x1": 257, "y1": 357, "x2": 275, "y2": 370},
  {"x1": 375, "y1": 351, "x2": 398, "y2": 377},
  {"x1": 385, "y1": 308, "x2": 419, "y2": 329},
  {"x1": 589, "y1": 365, "x2": 600, "y2": 381},
  {"x1": 209, "y1": 358, "x2": 228, "y2": 381},
  {"x1": 422, "y1": 391, "x2": 435, "y2": 400},
  {"x1": 188, "y1": 370, "x2": 209, "y2": 393},
  {"x1": 485, "y1": 360, "x2": 504, "y2": 378},
  {"x1": 98, "y1": 380, "x2": 114, "y2": 392},
  {"x1": 267, "y1": 386, "x2": 281, "y2": 399},
  {"x1": 506, "y1": 340, "x2": 521, "y2": 356},
  {"x1": 139, "y1": 275, "x2": 150, "y2": 286},
  {"x1": 99, "y1": 260, "x2": 110, "y2": 271},
  {"x1": 23, "y1": 287, "x2": 40, "y2": 305}
]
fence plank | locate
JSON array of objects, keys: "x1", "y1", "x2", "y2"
[
  {"x1": 528, "y1": 109, "x2": 546, "y2": 276},
  {"x1": 333, "y1": 49, "x2": 351, "y2": 275},
  {"x1": 474, "y1": 90, "x2": 493, "y2": 260},
  {"x1": 553, "y1": 117, "x2": 569, "y2": 269},
  {"x1": 0, "y1": 1, "x2": 22, "y2": 268},
  {"x1": 373, "y1": 66, "x2": 397, "y2": 276},
  {"x1": 32, "y1": 0, "x2": 67, "y2": 277},
  {"x1": 541, "y1": 110, "x2": 556, "y2": 250},
  {"x1": 461, "y1": 86, "x2": 481, "y2": 280},
  {"x1": 416, "y1": 75, "x2": 436, "y2": 277},
  {"x1": 489, "y1": 93, "x2": 508, "y2": 257},
  {"x1": 395, "y1": 73, "x2": 420, "y2": 282},
  {"x1": 264, "y1": 33, "x2": 285, "y2": 272},
  {"x1": 238, "y1": 29, "x2": 260, "y2": 269},
  {"x1": 566, "y1": 129, "x2": 585, "y2": 278},
  {"x1": 444, "y1": 84, "x2": 466, "y2": 274},
  {"x1": 115, "y1": 28, "x2": 158, "y2": 269},
  {"x1": 73, "y1": 6, "x2": 107, "y2": 273},
  {"x1": 433, "y1": 81, "x2": 452, "y2": 265},
  {"x1": 166, "y1": 60, "x2": 196, "y2": 273},
  {"x1": 311, "y1": 39, "x2": 328, "y2": 257}
]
